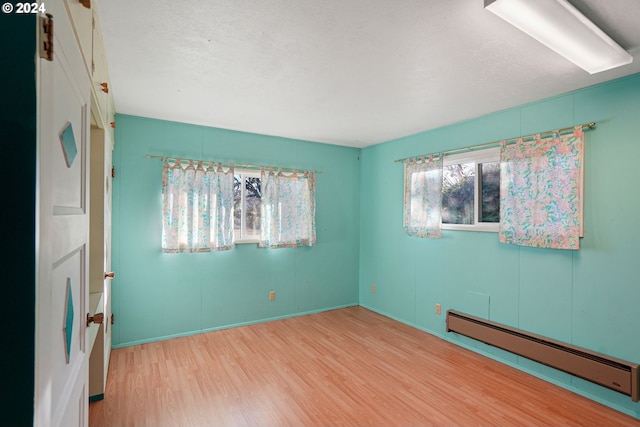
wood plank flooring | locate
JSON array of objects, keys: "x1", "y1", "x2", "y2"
[{"x1": 90, "y1": 306, "x2": 640, "y2": 426}]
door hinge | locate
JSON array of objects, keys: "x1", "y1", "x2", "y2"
[
  {"x1": 39, "y1": 14, "x2": 54, "y2": 61},
  {"x1": 111, "y1": 166, "x2": 115, "y2": 178},
  {"x1": 111, "y1": 314, "x2": 115, "y2": 325}
]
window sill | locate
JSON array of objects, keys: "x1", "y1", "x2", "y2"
[
  {"x1": 235, "y1": 239, "x2": 259, "y2": 245},
  {"x1": 442, "y1": 223, "x2": 499, "y2": 233}
]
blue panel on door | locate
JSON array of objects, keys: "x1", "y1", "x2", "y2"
[
  {"x1": 59, "y1": 122, "x2": 77, "y2": 167},
  {"x1": 63, "y1": 278, "x2": 74, "y2": 363}
]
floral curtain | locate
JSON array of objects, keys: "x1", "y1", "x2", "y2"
[
  {"x1": 403, "y1": 155, "x2": 443, "y2": 238},
  {"x1": 259, "y1": 168, "x2": 316, "y2": 248},
  {"x1": 499, "y1": 126, "x2": 584, "y2": 250},
  {"x1": 162, "y1": 160, "x2": 235, "y2": 252}
]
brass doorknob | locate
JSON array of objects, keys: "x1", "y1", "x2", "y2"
[
  {"x1": 87, "y1": 312, "x2": 104, "y2": 327},
  {"x1": 104, "y1": 272, "x2": 115, "y2": 279}
]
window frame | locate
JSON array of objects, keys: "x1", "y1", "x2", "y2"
[
  {"x1": 442, "y1": 147, "x2": 500, "y2": 233},
  {"x1": 234, "y1": 169, "x2": 262, "y2": 244}
]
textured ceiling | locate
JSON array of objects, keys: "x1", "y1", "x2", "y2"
[{"x1": 97, "y1": 0, "x2": 640, "y2": 148}]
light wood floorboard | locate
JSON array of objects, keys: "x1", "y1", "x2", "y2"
[{"x1": 90, "y1": 306, "x2": 640, "y2": 426}]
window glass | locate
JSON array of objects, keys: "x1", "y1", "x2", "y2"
[
  {"x1": 442, "y1": 162, "x2": 475, "y2": 224},
  {"x1": 233, "y1": 176, "x2": 242, "y2": 232},
  {"x1": 244, "y1": 177, "x2": 261, "y2": 238},
  {"x1": 441, "y1": 147, "x2": 500, "y2": 232},
  {"x1": 233, "y1": 172, "x2": 262, "y2": 242},
  {"x1": 479, "y1": 161, "x2": 500, "y2": 223}
]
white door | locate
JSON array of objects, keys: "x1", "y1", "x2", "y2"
[{"x1": 36, "y1": 5, "x2": 91, "y2": 427}]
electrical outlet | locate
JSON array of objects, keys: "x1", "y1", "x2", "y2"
[
  {"x1": 371, "y1": 284, "x2": 376, "y2": 293},
  {"x1": 435, "y1": 303, "x2": 441, "y2": 315},
  {"x1": 269, "y1": 291, "x2": 276, "y2": 301}
]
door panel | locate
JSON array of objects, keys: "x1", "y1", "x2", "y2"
[
  {"x1": 59, "y1": 383, "x2": 86, "y2": 427},
  {"x1": 37, "y1": 4, "x2": 91, "y2": 427},
  {"x1": 50, "y1": 246, "x2": 86, "y2": 408},
  {"x1": 63, "y1": 0, "x2": 92, "y2": 70},
  {"x1": 51, "y1": 67, "x2": 86, "y2": 211}
]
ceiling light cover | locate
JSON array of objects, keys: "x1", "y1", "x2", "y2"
[{"x1": 485, "y1": 0, "x2": 633, "y2": 74}]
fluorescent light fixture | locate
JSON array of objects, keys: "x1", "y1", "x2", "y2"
[{"x1": 485, "y1": 0, "x2": 633, "y2": 74}]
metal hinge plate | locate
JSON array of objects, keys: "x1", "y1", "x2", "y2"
[{"x1": 39, "y1": 14, "x2": 54, "y2": 61}]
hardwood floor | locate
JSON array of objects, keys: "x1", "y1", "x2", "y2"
[{"x1": 90, "y1": 307, "x2": 640, "y2": 426}]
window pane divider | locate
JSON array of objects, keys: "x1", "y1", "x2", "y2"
[
  {"x1": 240, "y1": 174, "x2": 247, "y2": 239},
  {"x1": 474, "y1": 161, "x2": 480, "y2": 226}
]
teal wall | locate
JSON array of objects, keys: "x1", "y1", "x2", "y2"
[
  {"x1": 113, "y1": 74, "x2": 640, "y2": 417},
  {"x1": 111, "y1": 115, "x2": 361, "y2": 347},
  {"x1": 1, "y1": 13, "x2": 36, "y2": 425},
  {"x1": 359, "y1": 73, "x2": 640, "y2": 417}
]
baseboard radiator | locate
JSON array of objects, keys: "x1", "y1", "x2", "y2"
[{"x1": 446, "y1": 310, "x2": 639, "y2": 401}]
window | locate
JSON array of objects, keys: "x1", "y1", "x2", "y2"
[
  {"x1": 161, "y1": 159, "x2": 316, "y2": 250},
  {"x1": 403, "y1": 156, "x2": 443, "y2": 238},
  {"x1": 259, "y1": 169, "x2": 316, "y2": 248},
  {"x1": 161, "y1": 161, "x2": 235, "y2": 252},
  {"x1": 233, "y1": 170, "x2": 262, "y2": 243},
  {"x1": 442, "y1": 147, "x2": 500, "y2": 232}
]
